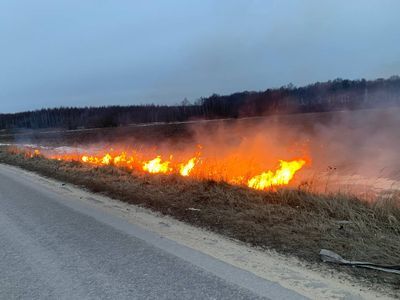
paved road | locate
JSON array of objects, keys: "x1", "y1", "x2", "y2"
[{"x1": 0, "y1": 165, "x2": 306, "y2": 299}]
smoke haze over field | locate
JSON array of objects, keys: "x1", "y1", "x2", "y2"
[
  {"x1": 9, "y1": 108, "x2": 400, "y2": 194},
  {"x1": 187, "y1": 108, "x2": 400, "y2": 182},
  {"x1": 1, "y1": 0, "x2": 400, "y2": 112}
]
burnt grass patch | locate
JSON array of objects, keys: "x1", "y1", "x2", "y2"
[{"x1": 0, "y1": 148, "x2": 399, "y2": 294}]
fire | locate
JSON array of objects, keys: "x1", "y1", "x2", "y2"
[
  {"x1": 143, "y1": 156, "x2": 172, "y2": 174},
  {"x1": 180, "y1": 157, "x2": 197, "y2": 176},
  {"x1": 16, "y1": 145, "x2": 308, "y2": 191},
  {"x1": 247, "y1": 159, "x2": 306, "y2": 190},
  {"x1": 113, "y1": 152, "x2": 126, "y2": 165},
  {"x1": 101, "y1": 153, "x2": 112, "y2": 165}
]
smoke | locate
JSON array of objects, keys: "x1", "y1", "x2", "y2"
[
  {"x1": 10, "y1": 107, "x2": 400, "y2": 195},
  {"x1": 180, "y1": 107, "x2": 400, "y2": 193},
  {"x1": 306, "y1": 109, "x2": 400, "y2": 176}
]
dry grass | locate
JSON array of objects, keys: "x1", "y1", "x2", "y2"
[{"x1": 1, "y1": 148, "x2": 399, "y2": 293}]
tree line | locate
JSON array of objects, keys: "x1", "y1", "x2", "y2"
[{"x1": 1, "y1": 76, "x2": 400, "y2": 130}]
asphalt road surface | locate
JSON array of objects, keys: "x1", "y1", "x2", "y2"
[{"x1": 0, "y1": 165, "x2": 306, "y2": 299}]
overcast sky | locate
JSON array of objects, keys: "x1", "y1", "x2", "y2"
[{"x1": 1, "y1": 0, "x2": 399, "y2": 113}]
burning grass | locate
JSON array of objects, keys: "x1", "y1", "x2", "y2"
[
  {"x1": 12, "y1": 145, "x2": 309, "y2": 192},
  {"x1": 0, "y1": 147, "x2": 399, "y2": 292}
]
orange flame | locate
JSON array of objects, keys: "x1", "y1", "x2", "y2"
[
  {"x1": 179, "y1": 157, "x2": 197, "y2": 176},
  {"x1": 18, "y1": 145, "x2": 308, "y2": 191},
  {"x1": 247, "y1": 159, "x2": 306, "y2": 190},
  {"x1": 101, "y1": 153, "x2": 112, "y2": 165},
  {"x1": 142, "y1": 156, "x2": 172, "y2": 174},
  {"x1": 25, "y1": 149, "x2": 41, "y2": 158}
]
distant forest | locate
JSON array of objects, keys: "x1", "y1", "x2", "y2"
[{"x1": 1, "y1": 76, "x2": 400, "y2": 130}]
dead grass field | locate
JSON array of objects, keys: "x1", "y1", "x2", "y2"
[{"x1": 1, "y1": 148, "x2": 399, "y2": 294}]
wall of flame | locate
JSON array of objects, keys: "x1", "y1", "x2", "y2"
[{"x1": 19, "y1": 146, "x2": 308, "y2": 191}]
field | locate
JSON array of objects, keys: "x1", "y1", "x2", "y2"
[{"x1": 1, "y1": 108, "x2": 400, "y2": 294}]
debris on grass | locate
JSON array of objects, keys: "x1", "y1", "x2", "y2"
[{"x1": 320, "y1": 249, "x2": 400, "y2": 275}]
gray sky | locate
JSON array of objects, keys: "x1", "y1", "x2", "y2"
[{"x1": 1, "y1": 0, "x2": 399, "y2": 113}]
